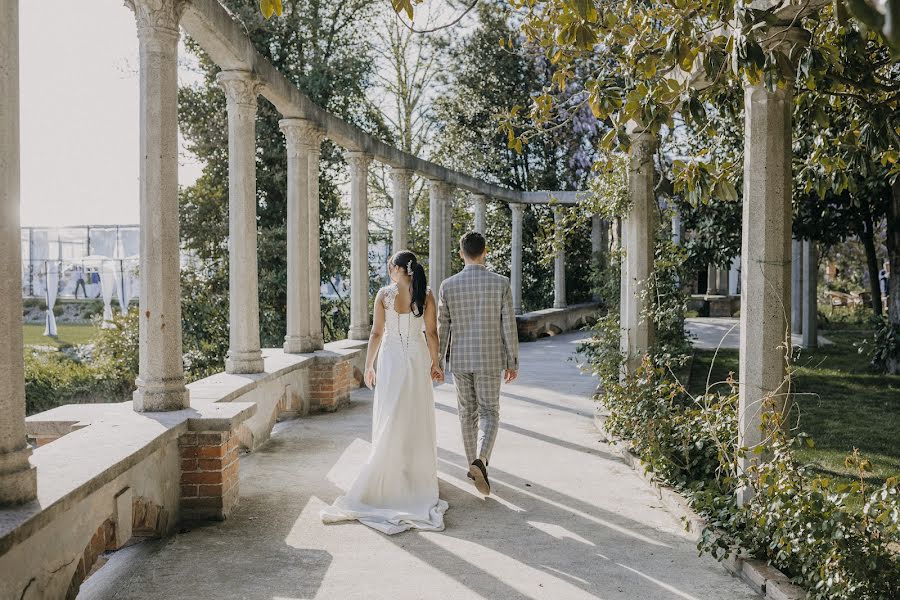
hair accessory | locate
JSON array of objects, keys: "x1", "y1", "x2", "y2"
[{"x1": 406, "y1": 261, "x2": 414, "y2": 276}]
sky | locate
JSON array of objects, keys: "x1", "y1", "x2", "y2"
[{"x1": 19, "y1": 0, "x2": 203, "y2": 227}]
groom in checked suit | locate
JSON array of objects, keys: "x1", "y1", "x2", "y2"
[{"x1": 438, "y1": 232, "x2": 519, "y2": 496}]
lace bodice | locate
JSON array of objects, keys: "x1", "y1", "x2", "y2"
[{"x1": 380, "y1": 284, "x2": 427, "y2": 342}]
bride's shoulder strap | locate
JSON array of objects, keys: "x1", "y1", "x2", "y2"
[{"x1": 380, "y1": 283, "x2": 398, "y2": 310}]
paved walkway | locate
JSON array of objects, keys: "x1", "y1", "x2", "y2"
[
  {"x1": 80, "y1": 332, "x2": 758, "y2": 600},
  {"x1": 686, "y1": 317, "x2": 831, "y2": 350}
]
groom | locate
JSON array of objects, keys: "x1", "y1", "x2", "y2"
[{"x1": 437, "y1": 231, "x2": 519, "y2": 496}]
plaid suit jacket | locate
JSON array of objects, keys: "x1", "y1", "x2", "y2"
[{"x1": 438, "y1": 265, "x2": 519, "y2": 373}]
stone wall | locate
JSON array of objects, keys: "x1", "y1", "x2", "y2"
[{"x1": 516, "y1": 303, "x2": 601, "y2": 341}]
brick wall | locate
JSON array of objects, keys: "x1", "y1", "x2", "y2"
[
  {"x1": 307, "y1": 355, "x2": 360, "y2": 412},
  {"x1": 179, "y1": 430, "x2": 240, "y2": 521}
]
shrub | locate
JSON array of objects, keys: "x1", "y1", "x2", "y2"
[{"x1": 582, "y1": 330, "x2": 900, "y2": 598}]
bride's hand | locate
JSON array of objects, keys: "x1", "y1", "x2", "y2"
[
  {"x1": 430, "y1": 363, "x2": 444, "y2": 383},
  {"x1": 365, "y1": 367, "x2": 376, "y2": 389}
]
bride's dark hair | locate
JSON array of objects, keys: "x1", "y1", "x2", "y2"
[{"x1": 391, "y1": 250, "x2": 427, "y2": 317}]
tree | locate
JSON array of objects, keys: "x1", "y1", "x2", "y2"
[{"x1": 432, "y1": 1, "x2": 600, "y2": 309}]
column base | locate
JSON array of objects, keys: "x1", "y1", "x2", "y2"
[
  {"x1": 308, "y1": 333, "x2": 325, "y2": 352},
  {"x1": 0, "y1": 446, "x2": 37, "y2": 505},
  {"x1": 225, "y1": 349, "x2": 265, "y2": 374},
  {"x1": 283, "y1": 335, "x2": 317, "y2": 354},
  {"x1": 553, "y1": 302, "x2": 568, "y2": 309},
  {"x1": 133, "y1": 378, "x2": 190, "y2": 412},
  {"x1": 347, "y1": 326, "x2": 371, "y2": 341}
]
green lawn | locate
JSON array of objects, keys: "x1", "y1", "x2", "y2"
[
  {"x1": 23, "y1": 323, "x2": 98, "y2": 348},
  {"x1": 688, "y1": 330, "x2": 900, "y2": 486}
]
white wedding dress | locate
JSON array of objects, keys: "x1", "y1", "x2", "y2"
[{"x1": 320, "y1": 284, "x2": 448, "y2": 534}]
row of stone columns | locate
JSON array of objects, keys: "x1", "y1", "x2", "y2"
[{"x1": 617, "y1": 80, "x2": 799, "y2": 502}]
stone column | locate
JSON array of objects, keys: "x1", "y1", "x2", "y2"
[
  {"x1": 280, "y1": 118, "x2": 322, "y2": 354},
  {"x1": 718, "y1": 268, "x2": 729, "y2": 296},
  {"x1": 0, "y1": 0, "x2": 36, "y2": 504},
  {"x1": 620, "y1": 130, "x2": 657, "y2": 376},
  {"x1": 671, "y1": 210, "x2": 682, "y2": 245},
  {"x1": 591, "y1": 214, "x2": 604, "y2": 301},
  {"x1": 707, "y1": 264, "x2": 721, "y2": 295},
  {"x1": 128, "y1": 0, "x2": 189, "y2": 410},
  {"x1": 791, "y1": 239, "x2": 803, "y2": 335},
  {"x1": 442, "y1": 187, "x2": 453, "y2": 280},
  {"x1": 510, "y1": 203, "x2": 525, "y2": 314},
  {"x1": 306, "y1": 129, "x2": 325, "y2": 350},
  {"x1": 802, "y1": 239, "x2": 818, "y2": 349},
  {"x1": 390, "y1": 168, "x2": 411, "y2": 252},
  {"x1": 738, "y1": 81, "x2": 793, "y2": 494},
  {"x1": 347, "y1": 151, "x2": 373, "y2": 340},
  {"x1": 553, "y1": 207, "x2": 567, "y2": 309},
  {"x1": 218, "y1": 71, "x2": 264, "y2": 374},
  {"x1": 428, "y1": 180, "x2": 446, "y2": 287},
  {"x1": 473, "y1": 194, "x2": 488, "y2": 234}
]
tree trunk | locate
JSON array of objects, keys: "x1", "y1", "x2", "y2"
[
  {"x1": 887, "y1": 181, "x2": 900, "y2": 374},
  {"x1": 859, "y1": 212, "x2": 883, "y2": 317}
]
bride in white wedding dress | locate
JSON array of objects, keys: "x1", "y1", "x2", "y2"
[{"x1": 320, "y1": 250, "x2": 449, "y2": 534}]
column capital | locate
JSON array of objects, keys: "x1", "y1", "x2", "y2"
[
  {"x1": 428, "y1": 178, "x2": 452, "y2": 195},
  {"x1": 279, "y1": 118, "x2": 324, "y2": 156},
  {"x1": 217, "y1": 70, "x2": 262, "y2": 108},
  {"x1": 345, "y1": 151, "x2": 373, "y2": 176},
  {"x1": 125, "y1": 0, "x2": 187, "y2": 38},
  {"x1": 509, "y1": 202, "x2": 525, "y2": 216},
  {"x1": 389, "y1": 167, "x2": 412, "y2": 188}
]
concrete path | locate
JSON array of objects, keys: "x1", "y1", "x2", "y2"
[
  {"x1": 80, "y1": 332, "x2": 758, "y2": 600},
  {"x1": 686, "y1": 317, "x2": 831, "y2": 350}
]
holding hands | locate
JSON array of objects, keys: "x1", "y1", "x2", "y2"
[{"x1": 431, "y1": 362, "x2": 445, "y2": 384}]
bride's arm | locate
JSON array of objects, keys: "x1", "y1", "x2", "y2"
[
  {"x1": 364, "y1": 290, "x2": 386, "y2": 389},
  {"x1": 424, "y1": 291, "x2": 442, "y2": 379}
]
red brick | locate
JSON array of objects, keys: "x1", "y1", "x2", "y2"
[
  {"x1": 196, "y1": 432, "x2": 227, "y2": 446},
  {"x1": 223, "y1": 460, "x2": 239, "y2": 481},
  {"x1": 197, "y1": 445, "x2": 226, "y2": 458},
  {"x1": 198, "y1": 484, "x2": 223, "y2": 497},
  {"x1": 181, "y1": 484, "x2": 198, "y2": 498},
  {"x1": 181, "y1": 471, "x2": 224, "y2": 485},
  {"x1": 181, "y1": 458, "x2": 198, "y2": 471},
  {"x1": 180, "y1": 446, "x2": 199, "y2": 459},
  {"x1": 195, "y1": 458, "x2": 220, "y2": 471}
]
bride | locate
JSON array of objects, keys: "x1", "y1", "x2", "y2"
[{"x1": 320, "y1": 250, "x2": 449, "y2": 534}]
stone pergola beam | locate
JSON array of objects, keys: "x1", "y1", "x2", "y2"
[{"x1": 180, "y1": 0, "x2": 581, "y2": 205}]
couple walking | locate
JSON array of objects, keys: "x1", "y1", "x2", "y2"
[{"x1": 320, "y1": 232, "x2": 519, "y2": 534}]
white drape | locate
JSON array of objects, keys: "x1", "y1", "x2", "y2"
[
  {"x1": 100, "y1": 261, "x2": 116, "y2": 327},
  {"x1": 43, "y1": 262, "x2": 59, "y2": 337},
  {"x1": 115, "y1": 256, "x2": 139, "y2": 314}
]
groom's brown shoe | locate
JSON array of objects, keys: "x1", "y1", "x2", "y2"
[{"x1": 469, "y1": 459, "x2": 490, "y2": 495}]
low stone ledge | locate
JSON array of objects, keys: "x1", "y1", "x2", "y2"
[{"x1": 516, "y1": 302, "x2": 600, "y2": 341}]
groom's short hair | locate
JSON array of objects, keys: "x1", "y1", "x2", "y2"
[{"x1": 460, "y1": 232, "x2": 486, "y2": 258}]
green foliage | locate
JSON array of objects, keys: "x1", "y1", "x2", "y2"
[
  {"x1": 867, "y1": 316, "x2": 900, "y2": 372},
  {"x1": 178, "y1": 0, "x2": 370, "y2": 369},
  {"x1": 582, "y1": 319, "x2": 900, "y2": 598},
  {"x1": 23, "y1": 311, "x2": 138, "y2": 415}
]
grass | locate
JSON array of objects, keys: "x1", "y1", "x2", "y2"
[
  {"x1": 688, "y1": 330, "x2": 900, "y2": 487},
  {"x1": 23, "y1": 323, "x2": 98, "y2": 348}
]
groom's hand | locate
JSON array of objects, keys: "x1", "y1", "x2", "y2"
[
  {"x1": 431, "y1": 364, "x2": 444, "y2": 383},
  {"x1": 503, "y1": 369, "x2": 518, "y2": 384}
]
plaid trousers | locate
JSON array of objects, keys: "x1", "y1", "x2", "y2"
[{"x1": 453, "y1": 372, "x2": 502, "y2": 465}]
